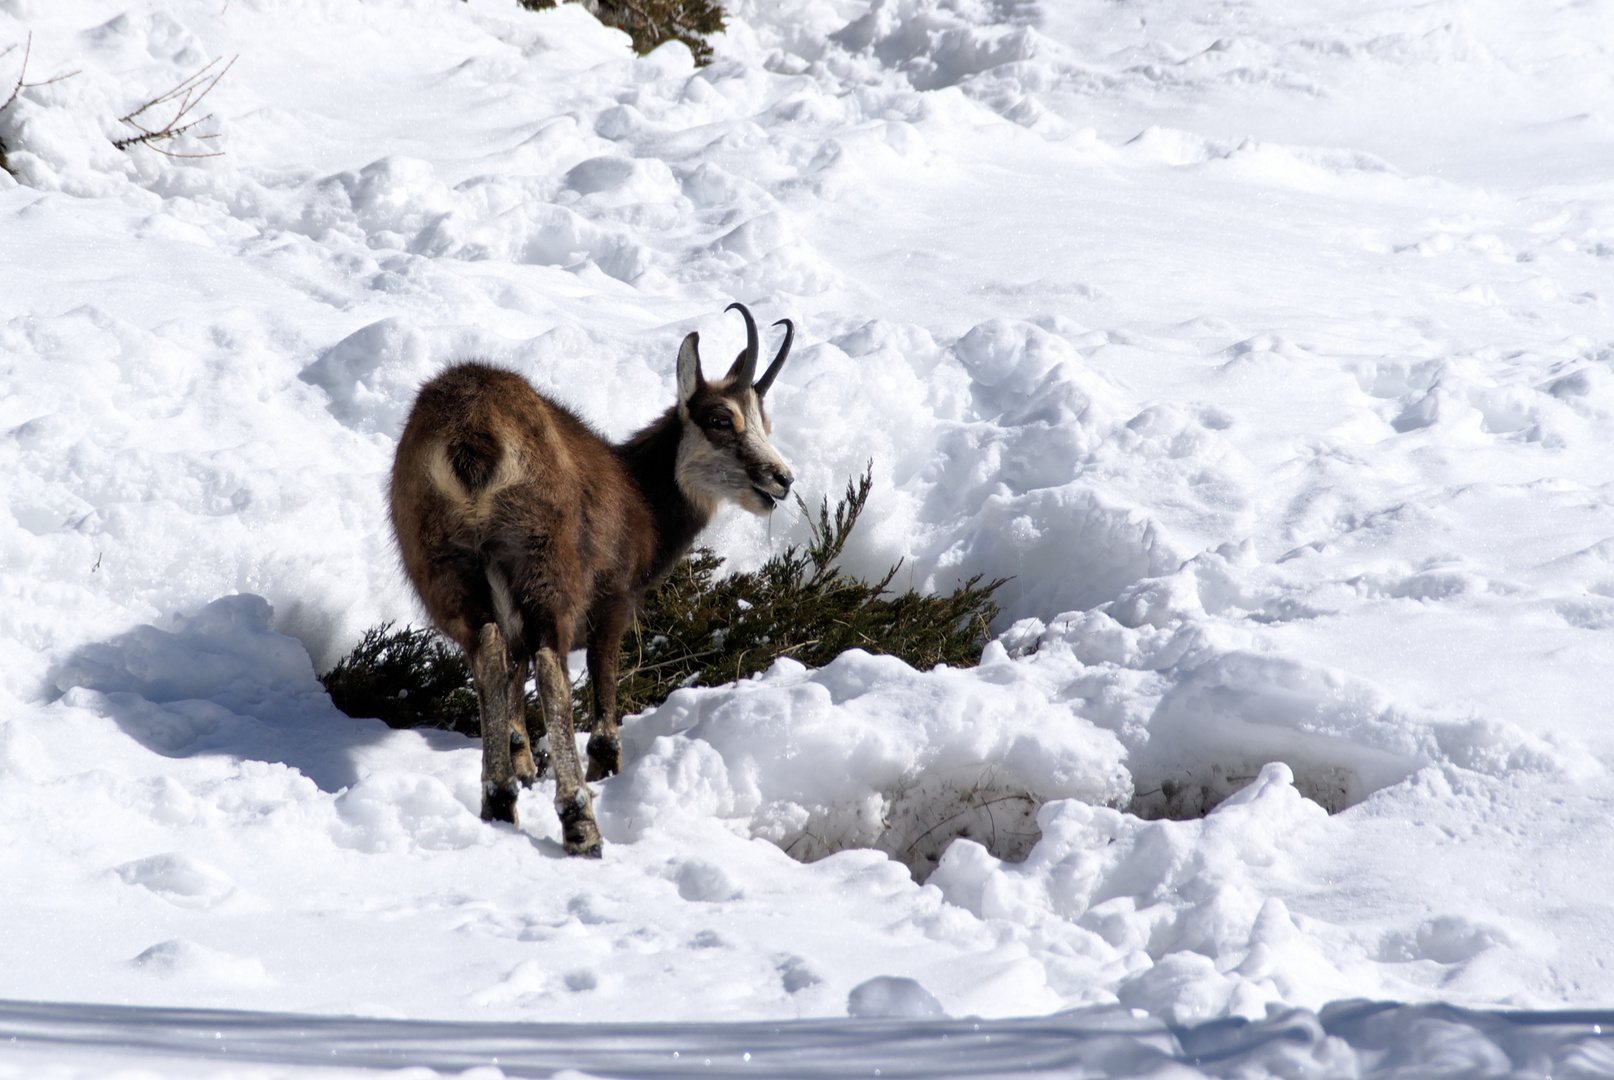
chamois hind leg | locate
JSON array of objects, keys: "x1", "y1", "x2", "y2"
[
  {"x1": 584, "y1": 593, "x2": 632, "y2": 781},
  {"x1": 505, "y1": 664, "x2": 540, "y2": 789},
  {"x1": 471, "y1": 622, "x2": 527, "y2": 824},
  {"x1": 534, "y1": 643, "x2": 602, "y2": 857}
]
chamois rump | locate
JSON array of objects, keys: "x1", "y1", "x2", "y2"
[{"x1": 389, "y1": 304, "x2": 794, "y2": 856}]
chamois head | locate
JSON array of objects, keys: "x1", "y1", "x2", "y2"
[{"x1": 675, "y1": 303, "x2": 795, "y2": 517}]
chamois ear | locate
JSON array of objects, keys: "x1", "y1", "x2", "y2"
[{"x1": 676, "y1": 332, "x2": 704, "y2": 406}]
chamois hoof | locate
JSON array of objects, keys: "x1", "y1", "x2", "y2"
[
  {"x1": 557, "y1": 791, "x2": 603, "y2": 858},
  {"x1": 567, "y1": 835, "x2": 603, "y2": 859},
  {"x1": 585, "y1": 734, "x2": 622, "y2": 780},
  {"x1": 481, "y1": 778, "x2": 521, "y2": 825}
]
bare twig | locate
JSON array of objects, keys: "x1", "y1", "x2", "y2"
[
  {"x1": 113, "y1": 55, "x2": 235, "y2": 157},
  {"x1": 1, "y1": 37, "x2": 30, "y2": 115},
  {"x1": 900, "y1": 792, "x2": 1037, "y2": 860},
  {"x1": 2, "y1": 35, "x2": 80, "y2": 113},
  {"x1": 2, "y1": 34, "x2": 80, "y2": 177}
]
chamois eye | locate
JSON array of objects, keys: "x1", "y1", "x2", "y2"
[{"x1": 707, "y1": 412, "x2": 733, "y2": 430}]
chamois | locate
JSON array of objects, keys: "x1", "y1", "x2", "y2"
[{"x1": 389, "y1": 304, "x2": 794, "y2": 856}]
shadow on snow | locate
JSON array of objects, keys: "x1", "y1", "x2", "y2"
[
  {"x1": 5, "y1": 997, "x2": 1614, "y2": 1078},
  {"x1": 44, "y1": 594, "x2": 418, "y2": 793}
]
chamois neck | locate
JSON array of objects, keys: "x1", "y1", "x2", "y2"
[{"x1": 616, "y1": 406, "x2": 713, "y2": 586}]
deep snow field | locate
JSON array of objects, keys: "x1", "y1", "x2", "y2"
[{"x1": 4, "y1": 0, "x2": 1614, "y2": 1073}]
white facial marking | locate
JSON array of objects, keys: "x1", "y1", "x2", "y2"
[
  {"x1": 673, "y1": 389, "x2": 791, "y2": 518},
  {"x1": 674, "y1": 425, "x2": 729, "y2": 519}
]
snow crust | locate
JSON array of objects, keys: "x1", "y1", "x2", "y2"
[{"x1": 4, "y1": 0, "x2": 1614, "y2": 1037}]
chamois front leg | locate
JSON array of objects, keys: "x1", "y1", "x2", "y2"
[
  {"x1": 535, "y1": 645, "x2": 603, "y2": 857},
  {"x1": 585, "y1": 596, "x2": 631, "y2": 781},
  {"x1": 471, "y1": 622, "x2": 527, "y2": 825}
]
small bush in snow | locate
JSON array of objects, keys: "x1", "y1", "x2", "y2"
[
  {"x1": 320, "y1": 623, "x2": 483, "y2": 736},
  {"x1": 519, "y1": 0, "x2": 725, "y2": 66},
  {"x1": 598, "y1": 468, "x2": 1004, "y2": 721},
  {"x1": 324, "y1": 470, "x2": 1002, "y2": 735}
]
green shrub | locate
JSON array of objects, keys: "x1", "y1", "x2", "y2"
[
  {"x1": 593, "y1": 468, "x2": 1004, "y2": 720},
  {"x1": 517, "y1": 0, "x2": 725, "y2": 65},
  {"x1": 320, "y1": 623, "x2": 482, "y2": 736},
  {"x1": 322, "y1": 469, "x2": 1004, "y2": 735}
]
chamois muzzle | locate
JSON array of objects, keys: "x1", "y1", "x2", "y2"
[{"x1": 751, "y1": 466, "x2": 794, "y2": 510}]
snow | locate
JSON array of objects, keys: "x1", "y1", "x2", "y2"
[
  {"x1": 10, "y1": 997, "x2": 1614, "y2": 1078},
  {"x1": 4, "y1": 0, "x2": 1614, "y2": 1066}
]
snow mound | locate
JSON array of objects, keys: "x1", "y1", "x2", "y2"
[
  {"x1": 51, "y1": 594, "x2": 316, "y2": 716},
  {"x1": 115, "y1": 852, "x2": 237, "y2": 909},
  {"x1": 846, "y1": 975, "x2": 947, "y2": 1019},
  {"x1": 1004, "y1": 601, "x2": 1576, "y2": 821},
  {"x1": 332, "y1": 772, "x2": 487, "y2": 855},
  {"x1": 127, "y1": 939, "x2": 272, "y2": 988},
  {"x1": 931, "y1": 764, "x2": 1344, "y2": 1022},
  {"x1": 48, "y1": 595, "x2": 377, "y2": 791},
  {"x1": 831, "y1": 0, "x2": 1040, "y2": 93},
  {"x1": 600, "y1": 649, "x2": 1131, "y2": 878}
]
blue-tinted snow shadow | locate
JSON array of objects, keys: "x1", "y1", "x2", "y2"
[
  {"x1": 44, "y1": 594, "x2": 434, "y2": 792},
  {"x1": 5, "y1": 997, "x2": 1614, "y2": 1078}
]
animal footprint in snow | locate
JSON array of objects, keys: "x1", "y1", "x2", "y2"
[{"x1": 114, "y1": 853, "x2": 236, "y2": 908}]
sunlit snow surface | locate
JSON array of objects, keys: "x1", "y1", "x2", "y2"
[{"x1": 4, "y1": 0, "x2": 1614, "y2": 1061}]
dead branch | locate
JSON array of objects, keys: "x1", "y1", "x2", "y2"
[
  {"x1": 2, "y1": 36, "x2": 29, "y2": 115},
  {"x1": 113, "y1": 55, "x2": 235, "y2": 157},
  {"x1": 2, "y1": 34, "x2": 80, "y2": 114},
  {"x1": 2, "y1": 34, "x2": 80, "y2": 177}
]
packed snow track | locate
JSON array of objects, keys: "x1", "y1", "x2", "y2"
[{"x1": 12, "y1": 997, "x2": 1614, "y2": 1079}]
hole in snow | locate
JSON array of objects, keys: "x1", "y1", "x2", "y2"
[
  {"x1": 1128, "y1": 760, "x2": 1364, "y2": 821},
  {"x1": 777, "y1": 773, "x2": 1049, "y2": 883},
  {"x1": 764, "y1": 757, "x2": 1382, "y2": 881},
  {"x1": 882, "y1": 777, "x2": 1044, "y2": 881},
  {"x1": 1118, "y1": 655, "x2": 1423, "y2": 821}
]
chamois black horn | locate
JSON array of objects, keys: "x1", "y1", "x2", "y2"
[
  {"x1": 723, "y1": 302, "x2": 760, "y2": 387},
  {"x1": 754, "y1": 318, "x2": 793, "y2": 398}
]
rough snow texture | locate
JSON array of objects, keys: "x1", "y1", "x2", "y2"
[{"x1": 3, "y1": 0, "x2": 1614, "y2": 1033}]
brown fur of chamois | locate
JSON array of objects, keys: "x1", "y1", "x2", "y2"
[{"x1": 389, "y1": 304, "x2": 794, "y2": 855}]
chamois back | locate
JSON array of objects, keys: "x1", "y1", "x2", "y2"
[{"x1": 390, "y1": 362, "x2": 653, "y2": 656}]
